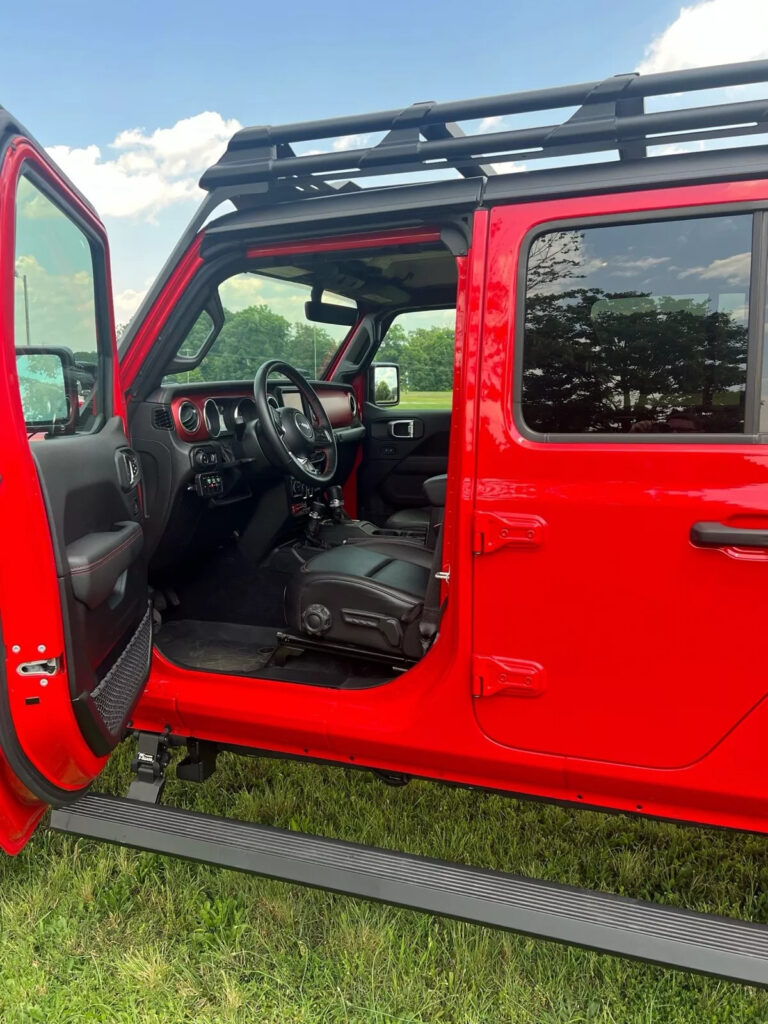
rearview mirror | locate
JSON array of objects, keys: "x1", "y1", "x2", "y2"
[
  {"x1": 16, "y1": 347, "x2": 77, "y2": 432},
  {"x1": 304, "y1": 300, "x2": 358, "y2": 327},
  {"x1": 371, "y1": 363, "x2": 400, "y2": 407}
]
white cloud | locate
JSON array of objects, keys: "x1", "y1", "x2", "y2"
[
  {"x1": 678, "y1": 251, "x2": 751, "y2": 285},
  {"x1": 47, "y1": 111, "x2": 242, "y2": 221},
  {"x1": 113, "y1": 286, "x2": 148, "y2": 325},
  {"x1": 639, "y1": 0, "x2": 768, "y2": 74}
]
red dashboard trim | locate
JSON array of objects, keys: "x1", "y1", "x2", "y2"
[{"x1": 170, "y1": 384, "x2": 357, "y2": 440}]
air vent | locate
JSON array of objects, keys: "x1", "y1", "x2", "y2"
[
  {"x1": 178, "y1": 401, "x2": 200, "y2": 434},
  {"x1": 152, "y1": 407, "x2": 174, "y2": 431},
  {"x1": 349, "y1": 393, "x2": 358, "y2": 418}
]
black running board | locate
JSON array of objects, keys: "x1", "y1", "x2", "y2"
[{"x1": 50, "y1": 794, "x2": 768, "y2": 987}]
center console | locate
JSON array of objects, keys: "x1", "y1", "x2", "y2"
[{"x1": 318, "y1": 518, "x2": 427, "y2": 546}]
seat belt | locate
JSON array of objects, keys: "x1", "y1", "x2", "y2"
[{"x1": 419, "y1": 522, "x2": 446, "y2": 651}]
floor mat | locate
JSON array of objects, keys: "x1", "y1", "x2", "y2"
[
  {"x1": 155, "y1": 620, "x2": 278, "y2": 674},
  {"x1": 155, "y1": 618, "x2": 395, "y2": 688}
]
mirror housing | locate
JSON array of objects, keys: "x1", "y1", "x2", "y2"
[
  {"x1": 304, "y1": 300, "x2": 357, "y2": 327},
  {"x1": 15, "y1": 347, "x2": 78, "y2": 433},
  {"x1": 305, "y1": 285, "x2": 357, "y2": 327},
  {"x1": 371, "y1": 363, "x2": 400, "y2": 407}
]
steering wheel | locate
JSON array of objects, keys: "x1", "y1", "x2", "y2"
[{"x1": 253, "y1": 360, "x2": 338, "y2": 486}]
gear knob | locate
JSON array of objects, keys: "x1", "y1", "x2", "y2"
[{"x1": 326, "y1": 485, "x2": 345, "y2": 523}]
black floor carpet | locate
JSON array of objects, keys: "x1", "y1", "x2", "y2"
[
  {"x1": 155, "y1": 617, "x2": 393, "y2": 689},
  {"x1": 155, "y1": 620, "x2": 278, "y2": 675}
]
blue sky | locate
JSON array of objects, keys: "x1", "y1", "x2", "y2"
[{"x1": 4, "y1": 0, "x2": 767, "y2": 323}]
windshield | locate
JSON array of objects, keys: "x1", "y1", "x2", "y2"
[{"x1": 163, "y1": 272, "x2": 355, "y2": 384}]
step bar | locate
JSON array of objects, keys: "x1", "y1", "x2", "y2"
[{"x1": 51, "y1": 793, "x2": 768, "y2": 987}]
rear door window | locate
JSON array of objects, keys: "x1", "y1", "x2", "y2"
[{"x1": 521, "y1": 214, "x2": 753, "y2": 436}]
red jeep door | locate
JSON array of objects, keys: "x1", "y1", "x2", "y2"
[
  {"x1": 0, "y1": 115, "x2": 150, "y2": 852},
  {"x1": 473, "y1": 183, "x2": 768, "y2": 774}
]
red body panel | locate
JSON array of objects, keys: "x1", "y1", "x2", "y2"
[
  {"x1": 4, "y1": 114, "x2": 768, "y2": 852},
  {"x1": 131, "y1": 185, "x2": 768, "y2": 834}
]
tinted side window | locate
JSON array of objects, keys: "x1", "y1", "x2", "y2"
[
  {"x1": 521, "y1": 215, "x2": 752, "y2": 435},
  {"x1": 14, "y1": 174, "x2": 104, "y2": 433}
]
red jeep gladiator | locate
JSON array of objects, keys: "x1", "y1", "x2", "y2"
[{"x1": 1, "y1": 59, "x2": 768, "y2": 986}]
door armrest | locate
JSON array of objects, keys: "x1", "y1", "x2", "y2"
[{"x1": 66, "y1": 521, "x2": 143, "y2": 610}]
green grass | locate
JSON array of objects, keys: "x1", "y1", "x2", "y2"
[
  {"x1": 1, "y1": 741, "x2": 767, "y2": 1023},
  {"x1": 397, "y1": 391, "x2": 453, "y2": 410}
]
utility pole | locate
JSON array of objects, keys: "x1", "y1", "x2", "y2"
[
  {"x1": 14, "y1": 270, "x2": 31, "y2": 344},
  {"x1": 23, "y1": 274, "x2": 30, "y2": 345}
]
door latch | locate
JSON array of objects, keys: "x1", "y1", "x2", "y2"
[{"x1": 16, "y1": 658, "x2": 60, "y2": 677}]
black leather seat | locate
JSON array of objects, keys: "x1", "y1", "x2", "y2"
[
  {"x1": 383, "y1": 476, "x2": 447, "y2": 534},
  {"x1": 285, "y1": 538, "x2": 433, "y2": 660},
  {"x1": 384, "y1": 507, "x2": 431, "y2": 531}
]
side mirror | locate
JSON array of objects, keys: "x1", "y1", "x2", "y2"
[
  {"x1": 15, "y1": 347, "x2": 77, "y2": 433},
  {"x1": 371, "y1": 363, "x2": 400, "y2": 407}
]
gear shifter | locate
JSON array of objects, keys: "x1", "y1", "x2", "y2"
[
  {"x1": 326, "y1": 485, "x2": 345, "y2": 524},
  {"x1": 305, "y1": 499, "x2": 326, "y2": 542}
]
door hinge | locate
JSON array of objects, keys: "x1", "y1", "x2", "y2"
[
  {"x1": 472, "y1": 655, "x2": 545, "y2": 698},
  {"x1": 472, "y1": 512, "x2": 545, "y2": 555}
]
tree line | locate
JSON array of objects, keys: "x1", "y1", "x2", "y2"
[{"x1": 164, "y1": 304, "x2": 456, "y2": 391}]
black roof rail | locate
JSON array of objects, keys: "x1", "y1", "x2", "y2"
[{"x1": 200, "y1": 60, "x2": 768, "y2": 200}]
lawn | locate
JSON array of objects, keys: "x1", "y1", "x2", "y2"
[
  {"x1": 1, "y1": 740, "x2": 767, "y2": 1023},
  {"x1": 397, "y1": 391, "x2": 453, "y2": 410}
]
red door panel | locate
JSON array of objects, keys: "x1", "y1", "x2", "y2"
[
  {"x1": 0, "y1": 119, "x2": 148, "y2": 853},
  {"x1": 473, "y1": 183, "x2": 768, "y2": 772}
]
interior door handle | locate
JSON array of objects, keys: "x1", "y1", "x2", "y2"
[{"x1": 690, "y1": 522, "x2": 768, "y2": 549}]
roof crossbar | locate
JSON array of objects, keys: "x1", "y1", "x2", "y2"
[{"x1": 200, "y1": 60, "x2": 768, "y2": 201}]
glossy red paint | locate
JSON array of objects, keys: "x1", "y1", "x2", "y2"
[
  {"x1": 473, "y1": 180, "x2": 768, "y2": 823},
  {"x1": 119, "y1": 234, "x2": 205, "y2": 391},
  {"x1": 132, "y1": 184, "x2": 768, "y2": 834},
  {"x1": 0, "y1": 140, "x2": 110, "y2": 845}
]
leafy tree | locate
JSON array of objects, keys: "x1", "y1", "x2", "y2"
[{"x1": 523, "y1": 287, "x2": 748, "y2": 432}]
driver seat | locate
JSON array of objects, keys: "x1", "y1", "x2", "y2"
[{"x1": 285, "y1": 538, "x2": 435, "y2": 660}]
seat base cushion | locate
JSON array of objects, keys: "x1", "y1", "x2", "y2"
[{"x1": 286, "y1": 539, "x2": 432, "y2": 660}]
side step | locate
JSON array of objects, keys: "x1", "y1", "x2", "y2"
[{"x1": 50, "y1": 794, "x2": 768, "y2": 987}]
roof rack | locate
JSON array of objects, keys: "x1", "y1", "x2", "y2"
[{"x1": 200, "y1": 60, "x2": 768, "y2": 202}]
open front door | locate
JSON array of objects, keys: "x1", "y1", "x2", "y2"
[{"x1": 0, "y1": 112, "x2": 150, "y2": 853}]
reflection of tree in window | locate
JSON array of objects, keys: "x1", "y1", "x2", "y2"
[{"x1": 522, "y1": 218, "x2": 751, "y2": 434}]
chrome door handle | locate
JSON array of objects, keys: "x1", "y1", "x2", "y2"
[{"x1": 389, "y1": 420, "x2": 414, "y2": 439}]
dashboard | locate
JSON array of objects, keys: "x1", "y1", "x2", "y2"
[
  {"x1": 169, "y1": 381, "x2": 360, "y2": 444},
  {"x1": 131, "y1": 379, "x2": 364, "y2": 570}
]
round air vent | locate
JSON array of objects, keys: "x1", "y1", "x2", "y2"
[
  {"x1": 178, "y1": 401, "x2": 200, "y2": 434},
  {"x1": 349, "y1": 393, "x2": 358, "y2": 418},
  {"x1": 204, "y1": 399, "x2": 222, "y2": 438},
  {"x1": 234, "y1": 397, "x2": 257, "y2": 425}
]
